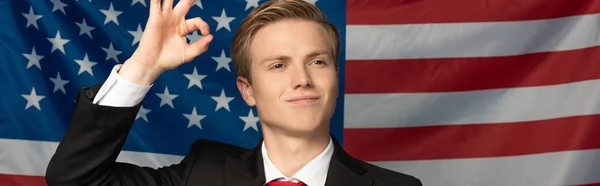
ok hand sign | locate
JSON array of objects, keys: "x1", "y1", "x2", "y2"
[{"x1": 121, "y1": 0, "x2": 214, "y2": 85}]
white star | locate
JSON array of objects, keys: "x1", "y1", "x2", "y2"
[
  {"x1": 21, "y1": 87, "x2": 45, "y2": 111},
  {"x1": 183, "y1": 107, "x2": 206, "y2": 129},
  {"x1": 304, "y1": 0, "x2": 318, "y2": 5},
  {"x1": 155, "y1": 87, "x2": 178, "y2": 109},
  {"x1": 22, "y1": 47, "x2": 44, "y2": 70},
  {"x1": 22, "y1": 7, "x2": 42, "y2": 30},
  {"x1": 186, "y1": 31, "x2": 202, "y2": 44},
  {"x1": 245, "y1": 0, "x2": 259, "y2": 10},
  {"x1": 212, "y1": 9, "x2": 235, "y2": 32},
  {"x1": 183, "y1": 67, "x2": 206, "y2": 89},
  {"x1": 50, "y1": 0, "x2": 68, "y2": 15},
  {"x1": 73, "y1": 53, "x2": 98, "y2": 76},
  {"x1": 194, "y1": 0, "x2": 203, "y2": 9},
  {"x1": 75, "y1": 18, "x2": 95, "y2": 39},
  {"x1": 212, "y1": 89, "x2": 234, "y2": 112},
  {"x1": 136, "y1": 105, "x2": 151, "y2": 122},
  {"x1": 100, "y1": 3, "x2": 123, "y2": 25},
  {"x1": 47, "y1": 31, "x2": 70, "y2": 54},
  {"x1": 49, "y1": 72, "x2": 69, "y2": 94},
  {"x1": 212, "y1": 49, "x2": 232, "y2": 72},
  {"x1": 102, "y1": 42, "x2": 123, "y2": 63},
  {"x1": 132, "y1": 0, "x2": 146, "y2": 6},
  {"x1": 240, "y1": 109, "x2": 259, "y2": 132},
  {"x1": 128, "y1": 24, "x2": 144, "y2": 46}
]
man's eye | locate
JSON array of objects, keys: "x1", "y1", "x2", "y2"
[
  {"x1": 313, "y1": 60, "x2": 325, "y2": 65},
  {"x1": 272, "y1": 64, "x2": 284, "y2": 69}
]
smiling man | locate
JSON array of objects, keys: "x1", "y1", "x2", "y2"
[{"x1": 45, "y1": 0, "x2": 421, "y2": 185}]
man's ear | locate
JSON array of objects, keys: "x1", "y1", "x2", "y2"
[{"x1": 237, "y1": 76, "x2": 256, "y2": 106}]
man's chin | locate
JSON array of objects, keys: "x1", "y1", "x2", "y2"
[
  {"x1": 288, "y1": 119, "x2": 328, "y2": 132},
  {"x1": 262, "y1": 115, "x2": 328, "y2": 132}
]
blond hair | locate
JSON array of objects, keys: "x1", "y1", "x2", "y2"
[{"x1": 231, "y1": 0, "x2": 340, "y2": 83}]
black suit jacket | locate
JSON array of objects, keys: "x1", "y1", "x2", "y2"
[{"x1": 45, "y1": 83, "x2": 422, "y2": 186}]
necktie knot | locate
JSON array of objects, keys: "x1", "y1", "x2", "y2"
[{"x1": 265, "y1": 179, "x2": 308, "y2": 186}]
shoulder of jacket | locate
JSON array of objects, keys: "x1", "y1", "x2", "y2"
[
  {"x1": 359, "y1": 161, "x2": 422, "y2": 186},
  {"x1": 188, "y1": 138, "x2": 250, "y2": 158}
]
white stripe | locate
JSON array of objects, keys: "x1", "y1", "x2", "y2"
[
  {"x1": 346, "y1": 13, "x2": 600, "y2": 60},
  {"x1": 3, "y1": 139, "x2": 599, "y2": 186},
  {"x1": 115, "y1": 149, "x2": 183, "y2": 168},
  {"x1": 0, "y1": 138, "x2": 183, "y2": 176},
  {"x1": 0, "y1": 139, "x2": 58, "y2": 176},
  {"x1": 344, "y1": 79, "x2": 600, "y2": 128},
  {"x1": 369, "y1": 149, "x2": 600, "y2": 186}
]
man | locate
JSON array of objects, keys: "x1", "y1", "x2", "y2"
[{"x1": 45, "y1": 0, "x2": 422, "y2": 185}]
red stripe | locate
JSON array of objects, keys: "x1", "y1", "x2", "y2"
[
  {"x1": 346, "y1": 46, "x2": 600, "y2": 94},
  {"x1": 347, "y1": 0, "x2": 600, "y2": 24},
  {"x1": 0, "y1": 174, "x2": 46, "y2": 186},
  {"x1": 576, "y1": 183, "x2": 600, "y2": 186},
  {"x1": 343, "y1": 114, "x2": 600, "y2": 161}
]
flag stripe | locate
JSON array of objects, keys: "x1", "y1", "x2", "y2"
[
  {"x1": 346, "y1": 45, "x2": 600, "y2": 93},
  {"x1": 367, "y1": 149, "x2": 600, "y2": 186},
  {"x1": 342, "y1": 1, "x2": 600, "y2": 186},
  {"x1": 0, "y1": 138, "x2": 183, "y2": 176},
  {"x1": 577, "y1": 183, "x2": 600, "y2": 186},
  {"x1": 347, "y1": 0, "x2": 600, "y2": 24},
  {"x1": 344, "y1": 114, "x2": 600, "y2": 161},
  {"x1": 346, "y1": 13, "x2": 600, "y2": 60},
  {"x1": 0, "y1": 174, "x2": 46, "y2": 186},
  {"x1": 344, "y1": 79, "x2": 600, "y2": 129},
  {"x1": 4, "y1": 138, "x2": 599, "y2": 186}
]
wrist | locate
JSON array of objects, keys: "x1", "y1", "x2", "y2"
[{"x1": 118, "y1": 59, "x2": 164, "y2": 86}]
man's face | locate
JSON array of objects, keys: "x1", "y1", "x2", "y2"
[{"x1": 237, "y1": 19, "x2": 338, "y2": 135}]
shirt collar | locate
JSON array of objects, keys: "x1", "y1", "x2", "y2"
[{"x1": 262, "y1": 137, "x2": 334, "y2": 186}]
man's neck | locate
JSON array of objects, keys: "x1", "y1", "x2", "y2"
[{"x1": 261, "y1": 129, "x2": 330, "y2": 177}]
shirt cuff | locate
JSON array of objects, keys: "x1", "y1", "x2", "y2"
[{"x1": 92, "y1": 65, "x2": 152, "y2": 107}]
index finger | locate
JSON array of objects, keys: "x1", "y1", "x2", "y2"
[{"x1": 181, "y1": 17, "x2": 210, "y2": 36}]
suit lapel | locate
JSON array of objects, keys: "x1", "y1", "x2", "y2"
[
  {"x1": 325, "y1": 136, "x2": 374, "y2": 186},
  {"x1": 222, "y1": 136, "x2": 373, "y2": 186},
  {"x1": 224, "y1": 140, "x2": 266, "y2": 186}
]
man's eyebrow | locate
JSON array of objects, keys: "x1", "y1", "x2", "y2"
[
  {"x1": 306, "y1": 50, "x2": 329, "y2": 58},
  {"x1": 261, "y1": 55, "x2": 291, "y2": 65},
  {"x1": 260, "y1": 50, "x2": 330, "y2": 64}
]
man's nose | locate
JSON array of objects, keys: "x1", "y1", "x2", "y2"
[{"x1": 292, "y1": 65, "x2": 313, "y2": 89}]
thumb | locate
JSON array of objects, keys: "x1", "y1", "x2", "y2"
[{"x1": 185, "y1": 34, "x2": 213, "y2": 62}]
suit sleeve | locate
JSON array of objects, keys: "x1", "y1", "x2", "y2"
[{"x1": 45, "y1": 83, "x2": 195, "y2": 186}]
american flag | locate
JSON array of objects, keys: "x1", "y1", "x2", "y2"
[{"x1": 1, "y1": 0, "x2": 600, "y2": 185}]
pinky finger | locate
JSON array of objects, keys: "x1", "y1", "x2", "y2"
[{"x1": 150, "y1": 0, "x2": 161, "y2": 14}]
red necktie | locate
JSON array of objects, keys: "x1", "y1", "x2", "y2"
[{"x1": 265, "y1": 180, "x2": 308, "y2": 186}]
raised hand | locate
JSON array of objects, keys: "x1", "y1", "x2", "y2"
[{"x1": 119, "y1": 0, "x2": 214, "y2": 85}]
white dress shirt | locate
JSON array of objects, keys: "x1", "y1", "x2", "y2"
[
  {"x1": 93, "y1": 65, "x2": 334, "y2": 186},
  {"x1": 92, "y1": 65, "x2": 152, "y2": 107},
  {"x1": 262, "y1": 137, "x2": 333, "y2": 186}
]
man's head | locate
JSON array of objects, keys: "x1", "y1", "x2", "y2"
[{"x1": 232, "y1": 0, "x2": 340, "y2": 136}]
